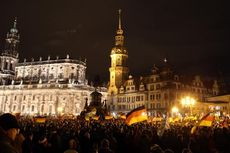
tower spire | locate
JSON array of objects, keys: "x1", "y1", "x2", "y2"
[
  {"x1": 10, "y1": 17, "x2": 18, "y2": 34},
  {"x1": 118, "y1": 9, "x2": 122, "y2": 30},
  {"x1": 3, "y1": 17, "x2": 20, "y2": 57},
  {"x1": 109, "y1": 10, "x2": 129, "y2": 95},
  {"x1": 13, "y1": 17, "x2": 17, "y2": 28},
  {"x1": 116, "y1": 9, "x2": 123, "y2": 35},
  {"x1": 115, "y1": 9, "x2": 124, "y2": 46}
]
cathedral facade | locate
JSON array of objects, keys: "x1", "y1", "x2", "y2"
[
  {"x1": 107, "y1": 10, "x2": 221, "y2": 116},
  {"x1": 0, "y1": 19, "x2": 107, "y2": 116}
]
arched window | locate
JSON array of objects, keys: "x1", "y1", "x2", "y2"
[
  {"x1": 13, "y1": 105, "x2": 16, "y2": 111},
  {"x1": 9, "y1": 62, "x2": 13, "y2": 70},
  {"x1": 31, "y1": 105, "x2": 35, "y2": 112},
  {"x1": 49, "y1": 105, "x2": 52, "y2": 114},
  {"x1": 21, "y1": 105, "x2": 25, "y2": 112},
  {"x1": 41, "y1": 105, "x2": 44, "y2": 113}
]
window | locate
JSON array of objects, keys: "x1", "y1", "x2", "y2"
[
  {"x1": 41, "y1": 105, "x2": 44, "y2": 113},
  {"x1": 156, "y1": 94, "x2": 161, "y2": 100},
  {"x1": 141, "y1": 96, "x2": 143, "y2": 101},
  {"x1": 22, "y1": 105, "x2": 25, "y2": 112},
  {"x1": 150, "y1": 85, "x2": 154, "y2": 90},
  {"x1": 58, "y1": 73, "x2": 63, "y2": 79},
  {"x1": 132, "y1": 97, "x2": 135, "y2": 102},
  {"x1": 70, "y1": 73, "x2": 74, "y2": 79},
  {"x1": 151, "y1": 78, "x2": 154, "y2": 83},
  {"x1": 14, "y1": 96, "x2": 17, "y2": 100},
  {"x1": 9, "y1": 63, "x2": 13, "y2": 70},
  {"x1": 122, "y1": 105, "x2": 126, "y2": 110},
  {"x1": 157, "y1": 103, "x2": 161, "y2": 108},
  {"x1": 49, "y1": 105, "x2": 52, "y2": 113},
  {"x1": 136, "y1": 96, "x2": 140, "y2": 101},
  {"x1": 164, "y1": 93, "x2": 168, "y2": 100},
  {"x1": 49, "y1": 74, "x2": 54, "y2": 79},
  {"x1": 13, "y1": 105, "x2": 16, "y2": 111},
  {"x1": 150, "y1": 94, "x2": 155, "y2": 100},
  {"x1": 23, "y1": 96, "x2": 26, "y2": 100},
  {"x1": 123, "y1": 97, "x2": 126, "y2": 102},
  {"x1": 31, "y1": 105, "x2": 34, "y2": 112},
  {"x1": 156, "y1": 84, "x2": 160, "y2": 89},
  {"x1": 117, "y1": 58, "x2": 121, "y2": 65}
]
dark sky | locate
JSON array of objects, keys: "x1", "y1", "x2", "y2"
[{"x1": 0, "y1": 0, "x2": 230, "y2": 82}]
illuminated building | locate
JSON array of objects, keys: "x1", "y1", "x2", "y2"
[
  {"x1": 0, "y1": 18, "x2": 107, "y2": 116},
  {"x1": 107, "y1": 10, "x2": 220, "y2": 116},
  {"x1": 108, "y1": 9, "x2": 129, "y2": 95}
]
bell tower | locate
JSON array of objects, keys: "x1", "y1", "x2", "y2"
[
  {"x1": 108, "y1": 10, "x2": 129, "y2": 95},
  {"x1": 0, "y1": 18, "x2": 20, "y2": 84}
]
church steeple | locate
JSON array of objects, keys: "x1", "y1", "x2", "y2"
[
  {"x1": 3, "y1": 17, "x2": 20, "y2": 58},
  {"x1": 117, "y1": 9, "x2": 123, "y2": 35},
  {"x1": 109, "y1": 10, "x2": 129, "y2": 95},
  {"x1": 115, "y1": 9, "x2": 124, "y2": 47},
  {"x1": 0, "y1": 17, "x2": 20, "y2": 84}
]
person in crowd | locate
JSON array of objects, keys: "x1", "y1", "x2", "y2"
[
  {"x1": 14, "y1": 131, "x2": 25, "y2": 153},
  {"x1": 64, "y1": 138, "x2": 78, "y2": 153},
  {"x1": 34, "y1": 135, "x2": 51, "y2": 153},
  {"x1": 98, "y1": 138, "x2": 114, "y2": 153},
  {"x1": 149, "y1": 144, "x2": 164, "y2": 153},
  {"x1": 0, "y1": 113, "x2": 21, "y2": 153},
  {"x1": 22, "y1": 131, "x2": 34, "y2": 153},
  {"x1": 164, "y1": 149, "x2": 174, "y2": 153},
  {"x1": 1, "y1": 115, "x2": 228, "y2": 153},
  {"x1": 181, "y1": 148, "x2": 193, "y2": 153}
]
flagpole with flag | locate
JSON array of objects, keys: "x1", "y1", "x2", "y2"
[
  {"x1": 191, "y1": 112, "x2": 215, "y2": 134},
  {"x1": 125, "y1": 106, "x2": 148, "y2": 126}
]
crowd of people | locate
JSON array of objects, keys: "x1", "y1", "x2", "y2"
[{"x1": 0, "y1": 113, "x2": 230, "y2": 153}]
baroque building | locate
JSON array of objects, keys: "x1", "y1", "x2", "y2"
[
  {"x1": 0, "y1": 18, "x2": 107, "y2": 116},
  {"x1": 107, "y1": 10, "x2": 221, "y2": 116}
]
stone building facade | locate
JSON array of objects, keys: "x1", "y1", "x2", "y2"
[
  {"x1": 0, "y1": 18, "x2": 107, "y2": 116},
  {"x1": 107, "y1": 10, "x2": 220, "y2": 116}
]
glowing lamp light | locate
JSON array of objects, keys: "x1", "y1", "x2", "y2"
[
  {"x1": 180, "y1": 96, "x2": 196, "y2": 116},
  {"x1": 171, "y1": 106, "x2": 179, "y2": 113},
  {"x1": 112, "y1": 112, "x2": 116, "y2": 117},
  {"x1": 181, "y1": 96, "x2": 196, "y2": 107},
  {"x1": 57, "y1": 107, "x2": 63, "y2": 112},
  {"x1": 141, "y1": 112, "x2": 147, "y2": 116}
]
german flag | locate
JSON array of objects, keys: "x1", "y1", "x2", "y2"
[
  {"x1": 125, "y1": 106, "x2": 148, "y2": 125},
  {"x1": 34, "y1": 117, "x2": 46, "y2": 123},
  {"x1": 120, "y1": 115, "x2": 126, "y2": 120},
  {"x1": 199, "y1": 113, "x2": 215, "y2": 127},
  {"x1": 105, "y1": 115, "x2": 113, "y2": 120},
  {"x1": 92, "y1": 116, "x2": 99, "y2": 120},
  {"x1": 191, "y1": 112, "x2": 215, "y2": 134}
]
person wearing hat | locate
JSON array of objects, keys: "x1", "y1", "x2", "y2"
[{"x1": 0, "y1": 113, "x2": 20, "y2": 153}]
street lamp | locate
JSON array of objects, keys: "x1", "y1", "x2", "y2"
[
  {"x1": 180, "y1": 96, "x2": 196, "y2": 116},
  {"x1": 171, "y1": 106, "x2": 179, "y2": 117}
]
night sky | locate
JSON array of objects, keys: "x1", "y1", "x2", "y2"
[{"x1": 0, "y1": 0, "x2": 230, "y2": 82}]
